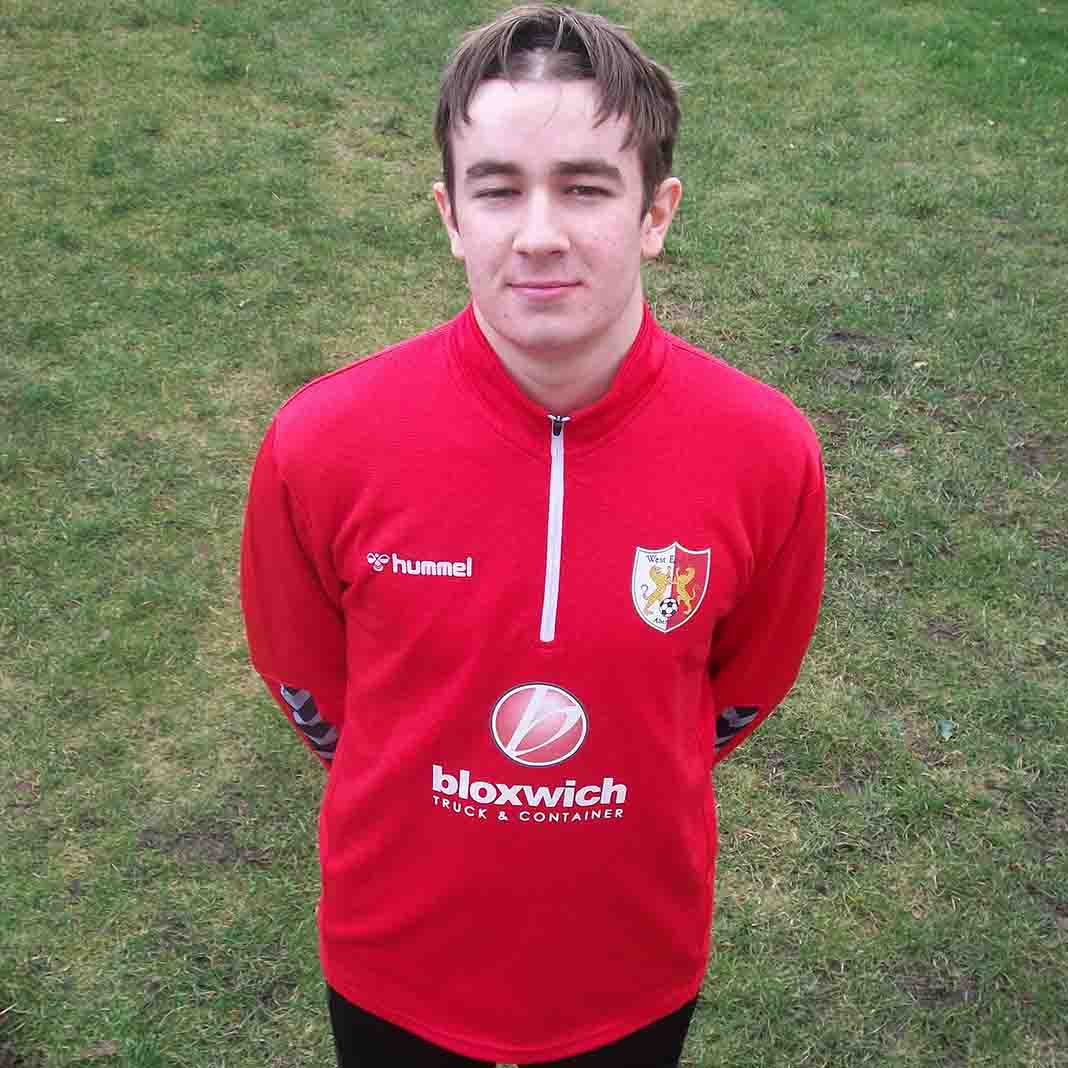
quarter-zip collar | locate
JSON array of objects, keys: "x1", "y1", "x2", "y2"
[
  {"x1": 448, "y1": 303, "x2": 667, "y2": 455},
  {"x1": 539, "y1": 413, "x2": 568, "y2": 642}
]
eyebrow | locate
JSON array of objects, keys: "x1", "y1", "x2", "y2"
[{"x1": 464, "y1": 158, "x2": 625, "y2": 183}]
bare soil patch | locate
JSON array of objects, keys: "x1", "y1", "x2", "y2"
[
  {"x1": 1023, "y1": 796, "x2": 1068, "y2": 842},
  {"x1": 0, "y1": 1010, "x2": 39, "y2": 1068},
  {"x1": 137, "y1": 825, "x2": 269, "y2": 867},
  {"x1": 10, "y1": 777, "x2": 39, "y2": 812},
  {"x1": 1009, "y1": 433, "x2": 1066, "y2": 474},
  {"x1": 823, "y1": 329, "x2": 894, "y2": 350},
  {"x1": 810, "y1": 409, "x2": 851, "y2": 445},
  {"x1": 1034, "y1": 526, "x2": 1067, "y2": 552},
  {"x1": 835, "y1": 774, "x2": 867, "y2": 797},
  {"x1": 896, "y1": 972, "x2": 980, "y2": 1007},
  {"x1": 926, "y1": 617, "x2": 966, "y2": 643}
]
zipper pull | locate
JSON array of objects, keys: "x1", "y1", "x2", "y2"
[{"x1": 549, "y1": 414, "x2": 569, "y2": 437}]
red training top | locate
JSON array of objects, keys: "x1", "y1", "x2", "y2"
[{"x1": 241, "y1": 305, "x2": 825, "y2": 1063}]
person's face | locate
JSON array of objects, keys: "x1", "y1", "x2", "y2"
[{"x1": 434, "y1": 78, "x2": 680, "y2": 380}]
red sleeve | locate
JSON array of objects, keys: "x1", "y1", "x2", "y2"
[
  {"x1": 708, "y1": 460, "x2": 826, "y2": 765},
  {"x1": 240, "y1": 421, "x2": 347, "y2": 767}
]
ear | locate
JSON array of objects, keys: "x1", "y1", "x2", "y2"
[
  {"x1": 433, "y1": 181, "x2": 465, "y2": 260},
  {"x1": 640, "y1": 177, "x2": 683, "y2": 259}
]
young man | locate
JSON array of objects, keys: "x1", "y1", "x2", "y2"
[{"x1": 241, "y1": 6, "x2": 825, "y2": 1067}]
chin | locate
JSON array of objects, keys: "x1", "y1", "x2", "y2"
[{"x1": 507, "y1": 327, "x2": 590, "y2": 356}]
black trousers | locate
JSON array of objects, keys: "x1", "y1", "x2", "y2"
[{"x1": 328, "y1": 986, "x2": 697, "y2": 1068}]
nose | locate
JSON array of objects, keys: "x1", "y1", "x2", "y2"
[{"x1": 512, "y1": 191, "x2": 569, "y2": 256}]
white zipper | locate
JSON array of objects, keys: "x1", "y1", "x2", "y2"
[{"x1": 539, "y1": 414, "x2": 568, "y2": 642}]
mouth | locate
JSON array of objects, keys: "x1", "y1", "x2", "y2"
[{"x1": 509, "y1": 281, "x2": 580, "y2": 299}]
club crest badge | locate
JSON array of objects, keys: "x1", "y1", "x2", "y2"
[{"x1": 631, "y1": 543, "x2": 711, "y2": 632}]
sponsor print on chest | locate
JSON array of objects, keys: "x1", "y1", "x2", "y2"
[
  {"x1": 433, "y1": 683, "x2": 628, "y2": 828},
  {"x1": 363, "y1": 540, "x2": 712, "y2": 831}
]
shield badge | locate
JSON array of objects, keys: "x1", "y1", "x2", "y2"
[{"x1": 631, "y1": 543, "x2": 711, "y2": 633}]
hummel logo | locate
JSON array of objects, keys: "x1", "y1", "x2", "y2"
[{"x1": 367, "y1": 551, "x2": 473, "y2": 579}]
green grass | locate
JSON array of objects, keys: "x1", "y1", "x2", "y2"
[{"x1": 2, "y1": 1, "x2": 1065, "y2": 1065}]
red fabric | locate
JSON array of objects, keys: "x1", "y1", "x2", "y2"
[{"x1": 240, "y1": 306, "x2": 825, "y2": 1063}]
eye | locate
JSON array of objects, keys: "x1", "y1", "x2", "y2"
[
  {"x1": 474, "y1": 187, "x2": 519, "y2": 199},
  {"x1": 566, "y1": 184, "x2": 608, "y2": 197}
]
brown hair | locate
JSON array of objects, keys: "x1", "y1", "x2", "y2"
[{"x1": 434, "y1": 5, "x2": 680, "y2": 215}]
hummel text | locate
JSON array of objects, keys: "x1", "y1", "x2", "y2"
[{"x1": 392, "y1": 553, "x2": 473, "y2": 578}]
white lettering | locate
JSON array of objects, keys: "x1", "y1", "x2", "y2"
[
  {"x1": 433, "y1": 765, "x2": 457, "y2": 795},
  {"x1": 384, "y1": 554, "x2": 473, "y2": 579},
  {"x1": 522, "y1": 784, "x2": 566, "y2": 808},
  {"x1": 431, "y1": 794, "x2": 490, "y2": 822},
  {"x1": 470, "y1": 781, "x2": 495, "y2": 804},
  {"x1": 494, "y1": 782, "x2": 523, "y2": 806},
  {"x1": 498, "y1": 805, "x2": 621, "y2": 824},
  {"x1": 431, "y1": 765, "x2": 629, "y2": 814}
]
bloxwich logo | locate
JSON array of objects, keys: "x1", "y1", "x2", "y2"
[{"x1": 491, "y1": 683, "x2": 587, "y2": 767}]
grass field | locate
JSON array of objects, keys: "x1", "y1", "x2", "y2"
[{"x1": 1, "y1": 1, "x2": 1066, "y2": 1065}]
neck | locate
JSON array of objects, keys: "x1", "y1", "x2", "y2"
[{"x1": 473, "y1": 300, "x2": 645, "y2": 415}]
